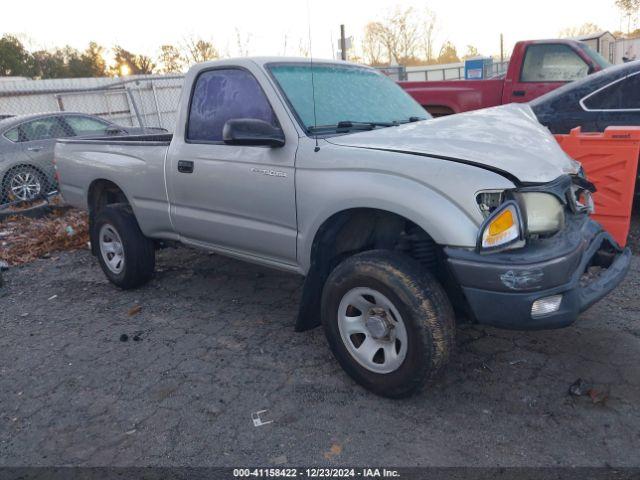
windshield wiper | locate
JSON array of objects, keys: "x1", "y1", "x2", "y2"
[
  {"x1": 308, "y1": 120, "x2": 398, "y2": 133},
  {"x1": 396, "y1": 116, "x2": 428, "y2": 124}
]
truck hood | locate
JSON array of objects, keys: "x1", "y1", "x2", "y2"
[{"x1": 325, "y1": 103, "x2": 579, "y2": 184}]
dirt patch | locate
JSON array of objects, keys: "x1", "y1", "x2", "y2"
[{"x1": 0, "y1": 208, "x2": 89, "y2": 266}]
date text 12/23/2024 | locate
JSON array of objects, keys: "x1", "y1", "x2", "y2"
[{"x1": 233, "y1": 468, "x2": 400, "y2": 478}]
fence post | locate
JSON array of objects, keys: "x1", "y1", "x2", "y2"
[
  {"x1": 125, "y1": 86, "x2": 145, "y2": 128},
  {"x1": 151, "y1": 81, "x2": 163, "y2": 128},
  {"x1": 55, "y1": 94, "x2": 65, "y2": 111}
]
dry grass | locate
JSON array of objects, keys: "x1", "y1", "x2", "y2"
[{"x1": 0, "y1": 207, "x2": 89, "y2": 266}]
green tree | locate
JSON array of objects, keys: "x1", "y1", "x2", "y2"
[
  {"x1": 79, "y1": 42, "x2": 107, "y2": 77},
  {"x1": 0, "y1": 34, "x2": 33, "y2": 76},
  {"x1": 30, "y1": 43, "x2": 106, "y2": 79},
  {"x1": 31, "y1": 49, "x2": 67, "y2": 78},
  {"x1": 112, "y1": 46, "x2": 156, "y2": 76},
  {"x1": 437, "y1": 41, "x2": 460, "y2": 64}
]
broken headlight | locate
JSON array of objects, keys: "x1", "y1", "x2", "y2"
[
  {"x1": 476, "y1": 190, "x2": 505, "y2": 219},
  {"x1": 517, "y1": 192, "x2": 565, "y2": 235}
]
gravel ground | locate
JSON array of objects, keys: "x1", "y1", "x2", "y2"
[
  {"x1": 0, "y1": 244, "x2": 639, "y2": 468},
  {"x1": 627, "y1": 201, "x2": 640, "y2": 255}
]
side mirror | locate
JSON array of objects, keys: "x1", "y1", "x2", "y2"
[
  {"x1": 223, "y1": 119, "x2": 285, "y2": 148},
  {"x1": 106, "y1": 126, "x2": 126, "y2": 136}
]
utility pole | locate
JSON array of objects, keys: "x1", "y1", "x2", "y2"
[
  {"x1": 500, "y1": 33, "x2": 504, "y2": 63},
  {"x1": 340, "y1": 24, "x2": 347, "y2": 61}
]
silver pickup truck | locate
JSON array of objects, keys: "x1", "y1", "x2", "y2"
[{"x1": 55, "y1": 57, "x2": 631, "y2": 398}]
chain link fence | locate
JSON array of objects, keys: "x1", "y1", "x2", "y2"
[{"x1": 0, "y1": 75, "x2": 184, "y2": 210}]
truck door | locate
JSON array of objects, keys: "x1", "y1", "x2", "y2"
[
  {"x1": 167, "y1": 67, "x2": 299, "y2": 266},
  {"x1": 503, "y1": 43, "x2": 591, "y2": 103}
]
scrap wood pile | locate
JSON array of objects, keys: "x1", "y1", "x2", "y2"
[{"x1": 0, "y1": 208, "x2": 89, "y2": 266}]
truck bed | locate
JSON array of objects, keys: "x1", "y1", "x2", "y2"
[
  {"x1": 58, "y1": 133, "x2": 173, "y2": 145},
  {"x1": 55, "y1": 133, "x2": 175, "y2": 240},
  {"x1": 400, "y1": 79, "x2": 504, "y2": 116}
]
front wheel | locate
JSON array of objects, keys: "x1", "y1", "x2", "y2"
[
  {"x1": 2, "y1": 166, "x2": 46, "y2": 203},
  {"x1": 321, "y1": 250, "x2": 455, "y2": 398},
  {"x1": 93, "y1": 205, "x2": 155, "y2": 289}
]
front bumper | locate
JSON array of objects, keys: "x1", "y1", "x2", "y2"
[{"x1": 445, "y1": 216, "x2": 631, "y2": 330}]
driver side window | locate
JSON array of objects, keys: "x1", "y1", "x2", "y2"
[
  {"x1": 187, "y1": 68, "x2": 279, "y2": 143},
  {"x1": 521, "y1": 44, "x2": 589, "y2": 82}
]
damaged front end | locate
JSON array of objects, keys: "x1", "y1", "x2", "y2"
[{"x1": 445, "y1": 174, "x2": 631, "y2": 330}]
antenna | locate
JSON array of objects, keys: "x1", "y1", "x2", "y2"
[{"x1": 307, "y1": 0, "x2": 320, "y2": 152}]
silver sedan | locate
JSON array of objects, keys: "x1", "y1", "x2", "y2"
[{"x1": 0, "y1": 112, "x2": 165, "y2": 204}]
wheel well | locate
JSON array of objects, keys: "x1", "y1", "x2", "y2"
[
  {"x1": 311, "y1": 208, "x2": 439, "y2": 274},
  {"x1": 87, "y1": 179, "x2": 130, "y2": 216},
  {"x1": 296, "y1": 208, "x2": 456, "y2": 332},
  {"x1": 423, "y1": 105, "x2": 456, "y2": 117},
  {"x1": 87, "y1": 180, "x2": 131, "y2": 255}
]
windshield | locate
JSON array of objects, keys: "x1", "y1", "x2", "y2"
[
  {"x1": 578, "y1": 43, "x2": 611, "y2": 70},
  {"x1": 268, "y1": 63, "x2": 430, "y2": 134}
]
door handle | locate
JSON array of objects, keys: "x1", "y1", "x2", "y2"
[
  {"x1": 512, "y1": 90, "x2": 526, "y2": 97},
  {"x1": 27, "y1": 147, "x2": 42, "y2": 152},
  {"x1": 177, "y1": 160, "x2": 194, "y2": 174}
]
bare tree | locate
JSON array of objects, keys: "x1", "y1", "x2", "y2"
[
  {"x1": 298, "y1": 38, "x2": 310, "y2": 58},
  {"x1": 362, "y1": 22, "x2": 386, "y2": 65},
  {"x1": 363, "y1": 7, "x2": 435, "y2": 65},
  {"x1": 158, "y1": 44, "x2": 184, "y2": 73},
  {"x1": 183, "y1": 37, "x2": 219, "y2": 64},
  {"x1": 558, "y1": 23, "x2": 603, "y2": 38},
  {"x1": 235, "y1": 28, "x2": 252, "y2": 57},
  {"x1": 422, "y1": 8, "x2": 437, "y2": 63},
  {"x1": 135, "y1": 55, "x2": 156, "y2": 74},
  {"x1": 615, "y1": 0, "x2": 640, "y2": 33},
  {"x1": 392, "y1": 7, "x2": 421, "y2": 63},
  {"x1": 462, "y1": 45, "x2": 479, "y2": 59}
]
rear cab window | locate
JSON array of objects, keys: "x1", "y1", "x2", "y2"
[
  {"x1": 520, "y1": 44, "x2": 589, "y2": 82},
  {"x1": 186, "y1": 68, "x2": 279, "y2": 143}
]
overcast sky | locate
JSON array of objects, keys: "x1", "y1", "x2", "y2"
[{"x1": 1, "y1": 0, "x2": 626, "y2": 61}]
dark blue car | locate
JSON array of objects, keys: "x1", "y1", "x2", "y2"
[{"x1": 530, "y1": 61, "x2": 640, "y2": 134}]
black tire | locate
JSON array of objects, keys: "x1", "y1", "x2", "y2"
[
  {"x1": 321, "y1": 250, "x2": 455, "y2": 398},
  {"x1": 2, "y1": 166, "x2": 47, "y2": 203},
  {"x1": 92, "y1": 205, "x2": 155, "y2": 289}
]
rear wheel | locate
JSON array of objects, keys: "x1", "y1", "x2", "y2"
[
  {"x1": 321, "y1": 250, "x2": 455, "y2": 398},
  {"x1": 93, "y1": 205, "x2": 155, "y2": 289}
]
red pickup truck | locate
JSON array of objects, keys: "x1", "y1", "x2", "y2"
[{"x1": 400, "y1": 39, "x2": 611, "y2": 117}]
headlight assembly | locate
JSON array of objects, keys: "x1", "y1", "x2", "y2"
[
  {"x1": 477, "y1": 200, "x2": 524, "y2": 252},
  {"x1": 516, "y1": 192, "x2": 565, "y2": 235}
]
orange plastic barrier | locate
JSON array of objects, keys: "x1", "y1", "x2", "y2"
[{"x1": 555, "y1": 127, "x2": 640, "y2": 247}]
